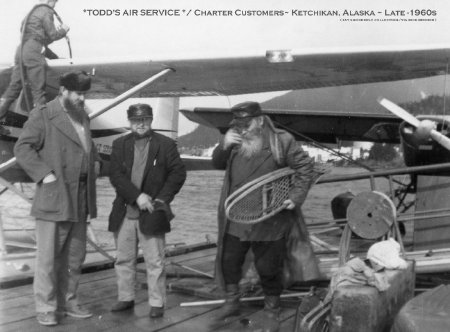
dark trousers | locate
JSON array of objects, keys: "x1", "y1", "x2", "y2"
[
  {"x1": 1, "y1": 39, "x2": 47, "y2": 118},
  {"x1": 222, "y1": 233, "x2": 285, "y2": 296}
]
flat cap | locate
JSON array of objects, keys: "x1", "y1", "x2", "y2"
[
  {"x1": 230, "y1": 101, "x2": 262, "y2": 126},
  {"x1": 127, "y1": 103, "x2": 153, "y2": 120},
  {"x1": 231, "y1": 101, "x2": 262, "y2": 118},
  {"x1": 59, "y1": 71, "x2": 91, "y2": 91}
]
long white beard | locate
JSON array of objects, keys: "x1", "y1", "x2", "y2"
[{"x1": 237, "y1": 135, "x2": 263, "y2": 158}]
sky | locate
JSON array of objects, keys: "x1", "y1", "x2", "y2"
[
  {"x1": 1, "y1": 0, "x2": 450, "y2": 135},
  {"x1": 1, "y1": 0, "x2": 449, "y2": 62}
]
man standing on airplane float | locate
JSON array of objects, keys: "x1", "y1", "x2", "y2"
[
  {"x1": 14, "y1": 70, "x2": 100, "y2": 326},
  {"x1": 108, "y1": 103, "x2": 186, "y2": 319},
  {"x1": 212, "y1": 101, "x2": 321, "y2": 330},
  {"x1": 0, "y1": 0, "x2": 69, "y2": 135}
]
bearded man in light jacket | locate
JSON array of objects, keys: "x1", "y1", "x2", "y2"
[{"x1": 14, "y1": 71, "x2": 100, "y2": 326}]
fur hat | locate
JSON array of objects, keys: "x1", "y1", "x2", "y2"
[{"x1": 59, "y1": 71, "x2": 91, "y2": 92}]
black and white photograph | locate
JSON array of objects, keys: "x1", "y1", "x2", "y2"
[{"x1": 1, "y1": 0, "x2": 450, "y2": 330}]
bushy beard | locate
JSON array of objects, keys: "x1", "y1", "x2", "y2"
[
  {"x1": 132, "y1": 128, "x2": 152, "y2": 139},
  {"x1": 237, "y1": 127, "x2": 263, "y2": 158},
  {"x1": 63, "y1": 98, "x2": 85, "y2": 124}
]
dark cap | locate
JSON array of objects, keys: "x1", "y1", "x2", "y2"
[
  {"x1": 59, "y1": 71, "x2": 91, "y2": 92},
  {"x1": 139, "y1": 200, "x2": 173, "y2": 235},
  {"x1": 127, "y1": 103, "x2": 153, "y2": 120},
  {"x1": 230, "y1": 101, "x2": 262, "y2": 126}
]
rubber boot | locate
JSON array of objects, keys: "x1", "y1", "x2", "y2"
[
  {"x1": 262, "y1": 295, "x2": 281, "y2": 332},
  {"x1": 221, "y1": 284, "x2": 241, "y2": 318},
  {"x1": 210, "y1": 284, "x2": 241, "y2": 328}
]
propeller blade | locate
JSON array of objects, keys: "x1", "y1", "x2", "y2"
[
  {"x1": 430, "y1": 129, "x2": 450, "y2": 150},
  {"x1": 378, "y1": 98, "x2": 420, "y2": 127},
  {"x1": 378, "y1": 97, "x2": 450, "y2": 151}
]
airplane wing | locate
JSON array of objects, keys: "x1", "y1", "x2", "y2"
[
  {"x1": 1, "y1": 44, "x2": 447, "y2": 98},
  {"x1": 180, "y1": 107, "x2": 402, "y2": 144}
]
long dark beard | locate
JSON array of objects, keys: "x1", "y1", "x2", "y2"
[
  {"x1": 237, "y1": 127, "x2": 263, "y2": 158},
  {"x1": 63, "y1": 98, "x2": 86, "y2": 124}
]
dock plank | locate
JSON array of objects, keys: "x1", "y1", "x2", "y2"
[
  {"x1": 218, "y1": 306, "x2": 297, "y2": 332},
  {"x1": 0, "y1": 246, "x2": 307, "y2": 331},
  {"x1": 155, "y1": 303, "x2": 261, "y2": 332},
  {"x1": 0, "y1": 289, "x2": 201, "y2": 331}
]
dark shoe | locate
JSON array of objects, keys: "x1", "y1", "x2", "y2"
[
  {"x1": 36, "y1": 312, "x2": 57, "y2": 326},
  {"x1": 111, "y1": 300, "x2": 135, "y2": 312},
  {"x1": 149, "y1": 306, "x2": 164, "y2": 318},
  {"x1": 64, "y1": 304, "x2": 93, "y2": 319}
]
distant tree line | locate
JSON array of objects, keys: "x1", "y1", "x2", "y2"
[
  {"x1": 178, "y1": 125, "x2": 221, "y2": 155},
  {"x1": 400, "y1": 95, "x2": 450, "y2": 116}
]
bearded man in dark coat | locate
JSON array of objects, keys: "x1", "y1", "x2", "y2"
[{"x1": 212, "y1": 101, "x2": 321, "y2": 328}]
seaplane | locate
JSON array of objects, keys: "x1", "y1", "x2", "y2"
[
  {"x1": 1, "y1": 41, "x2": 450, "y2": 262},
  {"x1": 0, "y1": 40, "x2": 450, "y2": 249},
  {"x1": 1, "y1": 32, "x2": 450, "y2": 330}
]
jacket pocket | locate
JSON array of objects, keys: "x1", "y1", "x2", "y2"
[{"x1": 35, "y1": 181, "x2": 60, "y2": 213}]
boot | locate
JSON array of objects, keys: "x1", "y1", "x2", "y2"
[
  {"x1": 264, "y1": 295, "x2": 281, "y2": 314},
  {"x1": 262, "y1": 295, "x2": 281, "y2": 332},
  {"x1": 210, "y1": 284, "x2": 241, "y2": 328},
  {"x1": 220, "y1": 284, "x2": 242, "y2": 318}
]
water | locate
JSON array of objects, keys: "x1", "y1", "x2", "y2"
[{"x1": 0, "y1": 167, "x2": 408, "y2": 250}]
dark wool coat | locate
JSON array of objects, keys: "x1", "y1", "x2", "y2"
[
  {"x1": 212, "y1": 126, "x2": 321, "y2": 291},
  {"x1": 108, "y1": 132, "x2": 186, "y2": 234}
]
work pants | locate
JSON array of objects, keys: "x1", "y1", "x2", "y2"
[
  {"x1": 1, "y1": 39, "x2": 47, "y2": 116},
  {"x1": 222, "y1": 233, "x2": 285, "y2": 296},
  {"x1": 34, "y1": 182, "x2": 88, "y2": 313},
  {"x1": 114, "y1": 218, "x2": 166, "y2": 307}
]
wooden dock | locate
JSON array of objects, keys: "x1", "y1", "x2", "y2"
[
  {"x1": 2, "y1": 227, "x2": 450, "y2": 331},
  {"x1": 0, "y1": 246, "x2": 302, "y2": 331}
]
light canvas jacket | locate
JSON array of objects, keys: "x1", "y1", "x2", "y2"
[{"x1": 14, "y1": 98, "x2": 98, "y2": 221}]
